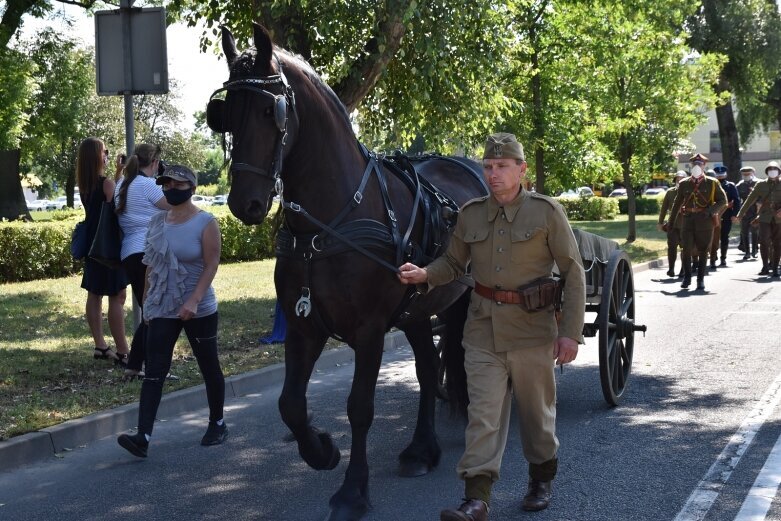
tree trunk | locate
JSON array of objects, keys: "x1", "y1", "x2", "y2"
[
  {"x1": 0, "y1": 0, "x2": 38, "y2": 49},
  {"x1": 715, "y1": 79, "x2": 742, "y2": 183},
  {"x1": 619, "y1": 134, "x2": 636, "y2": 243},
  {"x1": 530, "y1": 28, "x2": 546, "y2": 194},
  {"x1": 0, "y1": 149, "x2": 32, "y2": 221}
]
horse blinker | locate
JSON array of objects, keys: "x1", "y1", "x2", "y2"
[{"x1": 206, "y1": 98, "x2": 226, "y2": 133}]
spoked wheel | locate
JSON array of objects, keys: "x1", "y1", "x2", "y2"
[
  {"x1": 432, "y1": 317, "x2": 448, "y2": 401},
  {"x1": 598, "y1": 250, "x2": 639, "y2": 405}
]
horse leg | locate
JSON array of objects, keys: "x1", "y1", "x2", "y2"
[
  {"x1": 278, "y1": 327, "x2": 341, "y2": 471},
  {"x1": 327, "y1": 334, "x2": 384, "y2": 521},
  {"x1": 397, "y1": 319, "x2": 442, "y2": 477}
]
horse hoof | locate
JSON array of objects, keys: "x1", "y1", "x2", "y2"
[
  {"x1": 301, "y1": 430, "x2": 341, "y2": 470},
  {"x1": 398, "y1": 459, "x2": 433, "y2": 477}
]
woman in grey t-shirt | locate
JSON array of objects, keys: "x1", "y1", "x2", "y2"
[{"x1": 118, "y1": 164, "x2": 227, "y2": 458}]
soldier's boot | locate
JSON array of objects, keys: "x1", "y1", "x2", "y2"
[
  {"x1": 772, "y1": 262, "x2": 780, "y2": 278},
  {"x1": 667, "y1": 259, "x2": 676, "y2": 278},
  {"x1": 743, "y1": 251, "x2": 751, "y2": 261},
  {"x1": 681, "y1": 260, "x2": 692, "y2": 289},
  {"x1": 697, "y1": 257, "x2": 708, "y2": 283},
  {"x1": 696, "y1": 277, "x2": 706, "y2": 290},
  {"x1": 720, "y1": 246, "x2": 728, "y2": 267}
]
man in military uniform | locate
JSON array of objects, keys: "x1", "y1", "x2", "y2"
[
  {"x1": 710, "y1": 164, "x2": 741, "y2": 267},
  {"x1": 398, "y1": 133, "x2": 586, "y2": 520},
  {"x1": 733, "y1": 161, "x2": 781, "y2": 277},
  {"x1": 736, "y1": 166, "x2": 759, "y2": 260},
  {"x1": 669, "y1": 153, "x2": 727, "y2": 290},
  {"x1": 657, "y1": 170, "x2": 688, "y2": 278}
]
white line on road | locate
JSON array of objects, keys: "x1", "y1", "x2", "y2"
[
  {"x1": 724, "y1": 312, "x2": 781, "y2": 315},
  {"x1": 673, "y1": 371, "x2": 781, "y2": 521},
  {"x1": 733, "y1": 432, "x2": 781, "y2": 521}
]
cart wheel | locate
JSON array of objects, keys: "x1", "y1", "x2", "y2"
[
  {"x1": 598, "y1": 249, "x2": 635, "y2": 405},
  {"x1": 431, "y1": 318, "x2": 449, "y2": 401}
]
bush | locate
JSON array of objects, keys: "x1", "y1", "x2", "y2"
[
  {"x1": 0, "y1": 211, "x2": 276, "y2": 283},
  {"x1": 556, "y1": 197, "x2": 619, "y2": 221},
  {"x1": 618, "y1": 196, "x2": 661, "y2": 215}
]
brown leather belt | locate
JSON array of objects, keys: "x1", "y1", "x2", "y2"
[
  {"x1": 682, "y1": 206, "x2": 706, "y2": 214},
  {"x1": 473, "y1": 281, "x2": 522, "y2": 305}
]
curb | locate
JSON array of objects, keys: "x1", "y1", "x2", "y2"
[
  {"x1": 0, "y1": 254, "x2": 671, "y2": 474},
  {"x1": 0, "y1": 330, "x2": 410, "y2": 474}
]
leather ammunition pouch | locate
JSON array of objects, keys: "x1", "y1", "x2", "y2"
[{"x1": 517, "y1": 277, "x2": 562, "y2": 313}]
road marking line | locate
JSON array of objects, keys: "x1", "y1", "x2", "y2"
[
  {"x1": 733, "y1": 432, "x2": 781, "y2": 521},
  {"x1": 723, "y1": 312, "x2": 781, "y2": 315},
  {"x1": 673, "y1": 372, "x2": 781, "y2": 521}
]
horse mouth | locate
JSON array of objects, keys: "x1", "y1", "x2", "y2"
[{"x1": 229, "y1": 197, "x2": 269, "y2": 225}]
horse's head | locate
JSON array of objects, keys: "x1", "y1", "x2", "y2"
[{"x1": 207, "y1": 23, "x2": 297, "y2": 224}]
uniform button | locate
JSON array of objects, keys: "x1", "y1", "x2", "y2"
[
  {"x1": 495, "y1": 266, "x2": 502, "y2": 272},
  {"x1": 497, "y1": 247, "x2": 504, "y2": 252},
  {"x1": 499, "y1": 229, "x2": 505, "y2": 235},
  {"x1": 501, "y1": 213, "x2": 506, "y2": 220},
  {"x1": 525, "y1": 232, "x2": 531, "y2": 238}
]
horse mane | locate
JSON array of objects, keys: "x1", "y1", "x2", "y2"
[{"x1": 231, "y1": 46, "x2": 354, "y2": 134}]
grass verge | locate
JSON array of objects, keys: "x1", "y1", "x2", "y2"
[{"x1": 0, "y1": 214, "x2": 665, "y2": 441}]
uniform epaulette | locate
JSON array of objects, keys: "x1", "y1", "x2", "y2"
[
  {"x1": 529, "y1": 191, "x2": 561, "y2": 209},
  {"x1": 461, "y1": 195, "x2": 489, "y2": 209}
]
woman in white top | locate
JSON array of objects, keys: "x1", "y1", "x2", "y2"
[{"x1": 114, "y1": 143, "x2": 171, "y2": 377}]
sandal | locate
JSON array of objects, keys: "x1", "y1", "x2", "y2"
[
  {"x1": 94, "y1": 346, "x2": 118, "y2": 361},
  {"x1": 115, "y1": 352, "x2": 129, "y2": 369},
  {"x1": 123, "y1": 368, "x2": 145, "y2": 381}
]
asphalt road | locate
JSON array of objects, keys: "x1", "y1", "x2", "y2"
[{"x1": 1, "y1": 249, "x2": 780, "y2": 521}]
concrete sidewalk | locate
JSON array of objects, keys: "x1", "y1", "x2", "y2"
[{"x1": 0, "y1": 257, "x2": 664, "y2": 475}]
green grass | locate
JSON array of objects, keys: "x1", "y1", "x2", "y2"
[
  {"x1": 0, "y1": 258, "x2": 282, "y2": 440},
  {"x1": 0, "y1": 213, "x2": 665, "y2": 441},
  {"x1": 573, "y1": 214, "x2": 667, "y2": 263}
]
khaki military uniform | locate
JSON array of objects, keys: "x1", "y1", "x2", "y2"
[
  {"x1": 658, "y1": 186, "x2": 682, "y2": 275},
  {"x1": 735, "y1": 178, "x2": 758, "y2": 257},
  {"x1": 424, "y1": 189, "x2": 586, "y2": 486},
  {"x1": 735, "y1": 179, "x2": 781, "y2": 273},
  {"x1": 670, "y1": 176, "x2": 727, "y2": 284}
]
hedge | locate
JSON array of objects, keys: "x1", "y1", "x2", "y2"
[
  {"x1": 556, "y1": 196, "x2": 619, "y2": 221},
  {"x1": 618, "y1": 196, "x2": 661, "y2": 215},
  {"x1": 0, "y1": 213, "x2": 276, "y2": 284}
]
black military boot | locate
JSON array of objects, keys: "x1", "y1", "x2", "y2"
[
  {"x1": 667, "y1": 260, "x2": 675, "y2": 278},
  {"x1": 743, "y1": 252, "x2": 751, "y2": 261},
  {"x1": 759, "y1": 265, "x2": 770, "y2": 275},
  {"x1": 772, "y1": 264, "x2": 780, "y2": 278},
  {"x1": 698, "y1": 257, "x2": 708, "y2": 280},
  {"x1": 696, "y1": 277, "x2": 705, "y2": 290}
]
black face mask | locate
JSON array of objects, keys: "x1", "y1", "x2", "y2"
[{"x1": 164, "y1": 188, "x2": 192, "y2": 206}]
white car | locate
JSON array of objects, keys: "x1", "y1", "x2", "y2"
[
  {"x1": 643, "y1": 187, "x2": 667, "y2": 196},
  {"x1": 191, "y1": 194, "x2": 212, "y2": 206},
  {"x1": 608, "y1": 188, "x2": 627, "y2": 197},
  {"x1": 51, "y1": 195, "x2": 83, "y2": 210},
  {"x1": 27, "y1": 199, "x2": 53, "y2": 211},
  {"x1": 558, "y1": 187, "x2": 595, "y2": 198},
  {"x1": 212, "y1": 195, "x2": 228, "y2": 205}
]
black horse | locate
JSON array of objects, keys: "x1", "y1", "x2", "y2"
[{"x1": 207, "y1": 23, "x2": 487, "y2": 521}]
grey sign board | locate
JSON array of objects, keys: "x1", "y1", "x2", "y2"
[{"x1": 95, "y1": 7, "x2": 168, "y2": 95}]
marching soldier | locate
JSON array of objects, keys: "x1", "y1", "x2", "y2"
[
  {"x1": 710, "y1": 164, "x2": 741, "y2": 267},
  {"x1": 733, "y1": 161, "x2": 781, "y2": 277},
  {"x1": 670, "y1": 153, "x2": 727, "y2": 290},
  {"x1": 657, "y1": 170, "x2": 688, "y2": 278},
  {"x1": 736, "y1": 166, "x2": 759, "y2": 260}
]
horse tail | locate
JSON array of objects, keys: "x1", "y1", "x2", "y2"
[{"x1": 442, "y1": 290, "x2": 470, "y2": 417}]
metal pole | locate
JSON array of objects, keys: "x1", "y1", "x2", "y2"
[{"x1": 120, "y1": 0, "x2": 141, "y2": 328}]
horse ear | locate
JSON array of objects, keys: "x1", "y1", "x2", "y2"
[
  {"x1": 221, "y1": 26, "x2": 238, "y2": 66},
  {"x1": 252, "y1": 22, "x2": 274, "y2": 73}
]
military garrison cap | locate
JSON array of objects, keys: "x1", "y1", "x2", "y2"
[
  {"x1": 674, "y1": 170, "x2": 688, "y2": 178},
  {"x1": 689, "y1": 152, "x2": 708, "y2": 164},
  {"x1": 740, "y1": 166, "x2": 756, "y2": 173},
  {"x1": 483, "y1": 132, "x2": 525, "y2": 161}
]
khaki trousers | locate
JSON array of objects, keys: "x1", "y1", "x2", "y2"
[{"x1": 457, "y1": 341, "x2": 558, "y2": 483}]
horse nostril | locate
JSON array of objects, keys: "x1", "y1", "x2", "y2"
[{"x1": 247, "y1": 198, "x2": 267, "y2": 217}]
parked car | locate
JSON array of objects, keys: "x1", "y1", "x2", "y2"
[
  {"x1": 643, "y1": 187, "x2": 667, "y2": 197},
  {"x1": 608, "y1": 188, "x2": 627, "y2": 197},
  {"x1": 27, "y1": 199, "x2": 53, "y2": 211},
  {"x1": 558, "y1": 186, "x2": 595, "y2": 198},
  {"x1": 51, "y1": 195, "x2": 83, "y2": 210},
  {"x1": 192, "y1": 194, "x2": 212, "y2": 206},
  {"x1": 212, "y1": 195, "x2": 228, "y2": 205}
]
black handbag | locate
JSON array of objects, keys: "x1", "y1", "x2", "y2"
[
  {"x1": 88, "y1": 201, "x2": 123, "y2": 268},
  {"x1": 70, "y1": 221, "x2": 88, "y2": 259}
]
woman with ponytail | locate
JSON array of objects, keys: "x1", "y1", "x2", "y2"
[
  {"x1": 115, "y1": 143, "x2": 171, "y2": 378},
  {"x1": 76, "y1": 137, "x2": 130, "y2": 365}
]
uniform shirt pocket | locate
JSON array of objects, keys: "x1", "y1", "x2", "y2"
[{"x1": 510, "y1": 226, "x2": 546, "y2": 263}]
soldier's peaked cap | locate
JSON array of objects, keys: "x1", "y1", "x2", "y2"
[
  {"x1": 689, "y1": 152, "x2": 708, "y2": 163},
  {"x1": 740, "y1": 166, "x2": 756, "y2": 173},
  {"x1": 674, "y1": 170, "x2": 688, "y2": 178},
  {"x1": 483, "y1": 132, "x2": 525, "y2": 161}
]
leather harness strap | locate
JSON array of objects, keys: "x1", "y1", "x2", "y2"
[{"x1": 473, "y1": 281, "x2": 522, "y2": 305}]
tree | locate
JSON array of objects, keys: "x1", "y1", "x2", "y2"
[
  {"x1": 167, "y1": 0, "x2": 511, "y2": 150},
  {"x1": 687, "y1": 0, "x2": 781, "y2": 181},
  {"x1": 0, "y1": 0, "x2": 99, "y2": 49}
]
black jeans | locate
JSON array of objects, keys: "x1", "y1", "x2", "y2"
[
  {"x1": 137, "y1": 312, "x2": 224, "y2": 436},
  {"x1": 122, "y1": 253, "x2": 147, "y2": 372}
]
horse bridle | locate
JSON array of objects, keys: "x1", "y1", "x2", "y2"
[{"x1": 207, "y1": 57, "x2": 296, "y2": 195}]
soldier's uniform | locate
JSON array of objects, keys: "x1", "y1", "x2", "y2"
[
  {"x1": 658, "y1": 172, "x2": 686, "y2": 277},
  {"x1": 736, "y1": 167, "x2": 759, "y2": 260},
  {"x1": 735, "y1": 162, "x2": 781, "y2": 277},
  {"x1": 423, "y1": 133, "x2": 586, "y2": 515},
  {"x1": 709, "y1": 166, "x2": 741, "y2": 267},
  {"x1": 670, "y1": 154, "x2": 727, "y2": 290}
]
